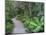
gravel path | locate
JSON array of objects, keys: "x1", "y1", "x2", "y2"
[{"x1": 11, "y1": 17, "x2": 26, "y2": 35}]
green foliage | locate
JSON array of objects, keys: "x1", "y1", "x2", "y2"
[
  {"x1": 31, "y1": 3, "x2": 44, "y2": 16},
  {"x1": 6, "y1": 15, "x2": 14, "y2": 33},
  {"x1": 5, "y1": 1, "x2": 14, "y2": 33},
  {"x1": 5, "y1": 1, "x2": 44, "y2": 33},
  {"x1": 16, "y1": 16, "x2": 44, "y2": 33},
  {"x1": 6, "y1": 22, "x2": 13, "y2": 33}
]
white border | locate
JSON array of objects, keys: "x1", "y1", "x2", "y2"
[
  {"x1": 11, "y1": 0, "x2": 46, "y2": 2},
  {"x1": 0, "y1": 0, "x2": 46, "y2": 35},
  {"x1": 0, "y1": 0, "x2": 5, "y2": 35}
]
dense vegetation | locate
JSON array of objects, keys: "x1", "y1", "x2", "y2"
[
  {"x1": 5, "y1": 1, "x2": 14, "y2": 33},
  {"x1": 5, "y1": 1, "x2": 44, "y2": 34}
]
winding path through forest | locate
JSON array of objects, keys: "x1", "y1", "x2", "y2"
[{"x1": 11, "y1": 17, "x2": 26, "y2": 35}]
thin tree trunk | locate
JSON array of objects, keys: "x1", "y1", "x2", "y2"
[{"x1": 28, "y1": 3, "x2": 32, "y2": 17}]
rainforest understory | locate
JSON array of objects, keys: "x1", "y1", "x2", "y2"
[{"x1": 5, "y1": 1, "x2": 44, "y2": 35}]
